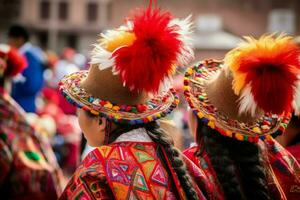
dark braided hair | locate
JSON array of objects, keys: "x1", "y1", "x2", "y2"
[
  {"x1": 145, "y1": 121, "x2": 199, "y2": 200},
  {"x1": 87, "y1": 113, "x2": 199, "y2": 200},
  {"x1": 196, "y1": 118, "x2": 271, "y2": 200},
  {"x1": 230, "y1": 139, "x2": 271, "y2": 200}
]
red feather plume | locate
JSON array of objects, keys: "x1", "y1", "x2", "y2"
[
  {"x1": 237, "y1": 36, "x2": 300, "y2": 114},
  {"x1": 113, "y1": 6, "x2": 181, "y2": 93},
  {"x1": 0, "y1": 46, "x2": 27, "y2": 77}
]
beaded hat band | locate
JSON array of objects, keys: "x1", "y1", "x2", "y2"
[
  {"x1": 184, "y1": 60, "x2": 290, "y2": 143},
  {"x1": 59, "y1": 71, "x2": 179, "y2": 125}
]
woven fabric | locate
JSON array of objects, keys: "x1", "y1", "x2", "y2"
[
  {"x1": 60, "y1": 141, "x2": 206, "y2": 200},
  {"x1": 0, "y1": 88, "x2": 64, "y2": 199},
  {"x1": 183, "y1": 139, "x2": 300, "y2": 200}
]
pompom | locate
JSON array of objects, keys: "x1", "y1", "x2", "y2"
[
  {"x1": 0, "y1": 44, "x2": 27, "y2": 77},
  {"x1": 113, "y1": 7, "x2": 181, "y2": 92},
  {"x1": 225, "y1": 34, "x2": 300, "y2": 114}
]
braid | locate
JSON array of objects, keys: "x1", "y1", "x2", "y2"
[
  {"x1": 145, "y1": 121, "x2": 199, "y2": 200},
  {"x1": 197, "y1": 119, "x2": 271, "y2": 200},
  {"x1": 105, "y1": 120, "x2": 199, "y2": 199},
  {"x1": 203, "y1": 129, "x2": 246, "y2": 199},
  {"x1": 230, "y1": 140, "x2": 271, "y2": 200}
]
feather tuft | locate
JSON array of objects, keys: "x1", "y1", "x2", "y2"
[
  {"x1": 89, "y1": 44, "x2": 115, "y2": 70},
  {"x1": 293, "y1": 78, "x2": 300, "y2": 115},
  {"x1": 169, "y1": 15, "x2": 194, "y2": 66},
  {"x1": 238, "y1": 84, "x2": 258, "y2": 116},
  {"x1": 225, "y1": 34, "x2": 300, "y2": 114},
  {"x1": 113, "y1": 7, "x2": 182, "y2": 93}
]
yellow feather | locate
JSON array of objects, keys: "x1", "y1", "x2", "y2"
[
  {"x1": 100, "y1": 31, "x2": 136, "y2": 52},
  {"x1": 224, "y1": 33, "x2": 294, "y2": 95}
]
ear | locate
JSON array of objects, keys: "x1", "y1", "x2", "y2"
[{"x1": 98, "y1": 117, "x2": 107, "y2": 132}]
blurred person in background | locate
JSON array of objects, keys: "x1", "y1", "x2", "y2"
[
  {"x1": 54, "y1": 47, "x2": 79, "y2": 115},
  {"x1": 0, "y1": 44, "x2": 64, "y2": 200},
  {"x1": 8, "y1": 24, "x2": 45, "y2": 113},
  {"x1": 38, "y1": 87, "x2": 81, "y2": 176},
  {"x1": 40, "y1": 49, "x2": 82, "y2": 174},
  {"x1": 183, "y1": 35, "x2": 300, "y2": 200}
]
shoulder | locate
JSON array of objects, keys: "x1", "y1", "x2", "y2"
[
  {"x1": 259, "y1": 139, "x2": 299, "y2": 171},
  {"x1": 60, "y1": 149, "x2": 112, "y2": 199},
  {"x1": 259, "y1": 140, "x2": 300, "y2": 198}
]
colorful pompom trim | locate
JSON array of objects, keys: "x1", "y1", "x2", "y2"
[
  {"x1": 59, "y1": 71, "x2": 179, "y2": 125},
  {"x1": 184, "y1": 59, "x2": 290, "y2": 143}
]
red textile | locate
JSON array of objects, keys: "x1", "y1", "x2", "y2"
[
  {"x1": 183, "y1": 139, "x2": 300, "y2": 200},
  {"x1": 0, "y1": 87, "x2": 64, "y2": 199},
  {"x1": 287, "y1": 143, "x2": 300, "y2": 163},
  {"x1": 113, "y1": 7, "x2": 181, "y2": 93},
  {"x1": 60, "y1": 142, "x2": 206, "y2": 200}
]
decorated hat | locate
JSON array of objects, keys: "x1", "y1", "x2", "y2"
[
  {"x1": 184, "y1": 34, "x2": 300, "y2": 143},
  {"x1": 59, "y1": 4, "x2": 193, "y2": 125},
  {"x1": 0, "y1": 44, "x2": 27, "y2": 78}
]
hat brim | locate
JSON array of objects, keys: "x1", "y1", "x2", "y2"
[
  {"x1": 59, "y1": 71, "x2": 179, "y2": 125},
  {"x1": 184, "y1": 59, "x2": 290, "y2": 142}
]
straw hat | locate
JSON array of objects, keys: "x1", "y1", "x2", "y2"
[
  {"x1": 59, "y1": 5, "x2": 193, "y2": 125},
  {"x1": 184, "y1": 35, "x2": 300, "y2": 142}
]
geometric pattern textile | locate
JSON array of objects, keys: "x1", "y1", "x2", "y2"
[
  {"x1": 183, "y1": 139, "x2": 300, "y2": 200},
  {"x1": 60, "y1": 141, "x2": 206, "y2": 200}
]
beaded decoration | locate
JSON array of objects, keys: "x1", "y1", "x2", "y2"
[
  {"x1": 59, "y1": 71, "x2": 179, "y2": 125},
  {"x1": 184, "y1": 59, "x2": 290, "y2": 143}
]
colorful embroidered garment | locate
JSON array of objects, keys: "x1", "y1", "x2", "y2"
[
  {"x1": 0, "y1": 88, "x2": 64, "y2": 199},
  {"x1": 183, "y1": 139, "x2": 300, "y2": 200},
  {"x1": 60, "y1": 140, "x2": 206, "y2": 200}
]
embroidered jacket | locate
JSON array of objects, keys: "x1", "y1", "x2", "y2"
[
  {"x1": 60, "y1": 130, "x2": 206, "y2": 200},
  {"x1": 0, "y1": 88, "x2": 64, "y2": 199},
  {"x1": 183, "y1": 139, "x2": 300, "y2": 200}
]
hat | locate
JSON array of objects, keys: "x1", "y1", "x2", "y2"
[
  {"x1": 59, "y1": 5, "x2": 193, "y2": 125},
  {"x1": 0, "y1": 44, "x2": 27, "y2": 78},
  {"x1": 184, "y1": 34, "x2": 300, "y2": 143}
]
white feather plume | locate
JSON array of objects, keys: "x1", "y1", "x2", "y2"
[
  {"x1": 90, "y1": 22, "x2": 133, "y2": 71},
  {"x1": 169, "y1": 15, "x2": 194, "y2": 66},
  {"x1": 293, "y1": 78, "x2": 300, "y2": 115},
  {"x1": 89, "y1": 44, "x2": 115, "y2": 71},
  {"x1": 158, "y1": 76, "x2": 172, "y2": 95},
  {"x1": 238, "y1": 84, "x2": 257, "y2": 116}
]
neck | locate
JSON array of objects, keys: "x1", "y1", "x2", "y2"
[{"x1": 114, "y1": 128, "x2": 152, "y2": 143}]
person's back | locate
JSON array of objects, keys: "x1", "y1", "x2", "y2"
[
  {"x1": 181, "y1": 35, "x2": 300, "y2": 200},
  {"x1": 58, "y1": 3, "x2": 206, "y2": 199},
  {"x1": 8, "y1": 25, "x2": 44, "y2": 112},
  {"x1": 61, "y1": 126, "x2": 202, "y2": 200}
]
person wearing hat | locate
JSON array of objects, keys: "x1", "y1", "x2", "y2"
[
  {"x1": 182, "y1": 35, "x2": 300, "y2": 200},
  {"x1": 0, "y1": 44, "x2": 64, "y2": 199},
  {"x1": 58, "y1": 4, "x2": 206, "y2": 200}
]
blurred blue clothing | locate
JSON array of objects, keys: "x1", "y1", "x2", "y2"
[{"x1": 12, "y1": 42, "x2": 44, "y2": 112}]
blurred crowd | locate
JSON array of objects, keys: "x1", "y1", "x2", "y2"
[
  {"x1": 1, "y1": 23, "x2": 300, "y2": 200},
  {"x1": 4, "y1": 24, "x2": 88, "y2": 178},
  {"x1": 1, "y1": 24, "x2": 195, "y2": 180}
]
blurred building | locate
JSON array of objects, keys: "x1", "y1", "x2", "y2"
[
  {"x1": 0, "y1": 0, "x2": 299, "y2": 59},
  {"x1": 0, "y1": 0, "x2": 112, "y2": 55}
]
